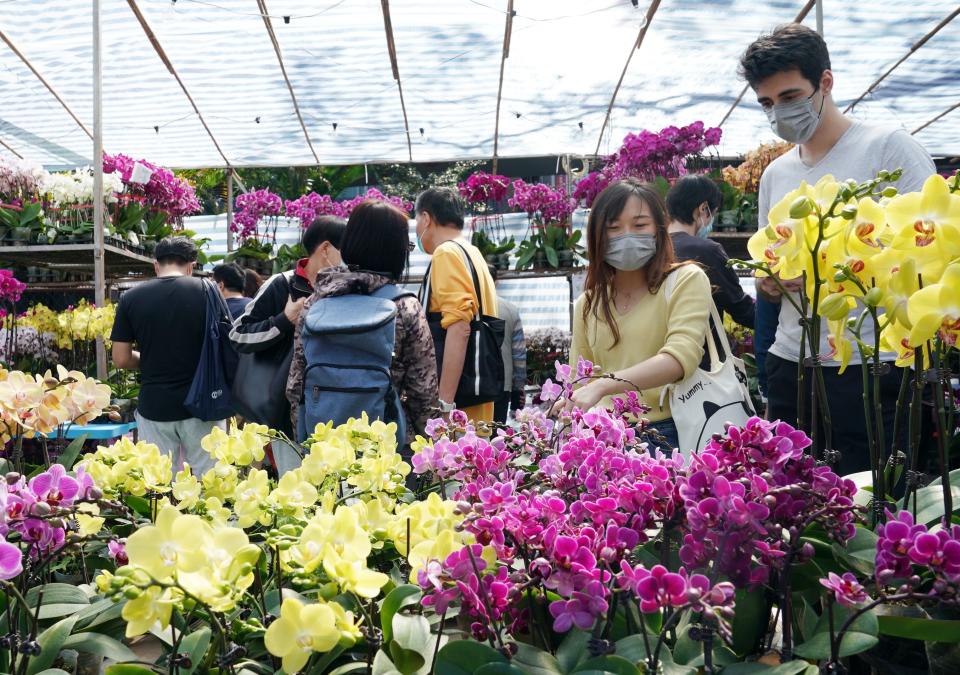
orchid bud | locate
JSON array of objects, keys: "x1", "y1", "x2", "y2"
[
  {"x1": 42, "y1": 377, "x2": 59, "y2": 388},
  {"x1": 788, "y1": 196, "x2": 814, "y2": 219},
  {"x1": 30, "y1": 501, "x2": 51, "y2": 516},
  {"x1": 881, "y1": 186, "x2": 898, "y2": 198},
  {"x1": 5, "y1": 471, "x2": 21, "y2": 485},
  {"x1": 123, "y1": 587, "x2": 142, "y2": 600},
  {"x1": 877, "y1": 170, "x2": 890, "y2": 181},
  {"x1": 819, "y1": 293, "x2": 850, "y2": 321},
  {"x1": 864, "y1": 287, "x2": 884, "y2": 307},
  {"x1": 840, "y1": 204, "x2": 858, "y2": 220},
  {"x1": 800, "y1": 542, "x2": 815, "y2": 560},
  {"x1": 86, "y1": 486, "x2": 103, "y2": 500}
]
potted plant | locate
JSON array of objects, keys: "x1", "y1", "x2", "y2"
[
  {"x1": 471, "y1": 230, "x2": 514, "y2": 270},
  {"x1": 545, "y1": 224, "x2": 584, "y2": 268},
  {"x1": 0, "y1": 201, "x2": 44, "y2": 244},
  {"x1": 231, "y1": 188, "x2": 282, "y2": 275}
]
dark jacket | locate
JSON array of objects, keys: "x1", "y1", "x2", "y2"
[
  {"x1": 286, "y1": 269, "x2": 440, "y2": 443},
  {"x1": 229, "y1": 268, "x2": 313, "y2": 357},
  {"x1": 670, "y1": 231, "x2": 755, "y2": 329}
]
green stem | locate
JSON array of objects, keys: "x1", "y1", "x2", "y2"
[{"x1": 931, "y1": 341, "x2": 954, "y2": 519}]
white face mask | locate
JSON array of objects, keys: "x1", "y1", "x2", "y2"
[
  {"x1": 605, "y1": 233, "x2": 656, "y2": 271},
  {"x1": 765, "y1": 90, "x2": 824, "y2": 144}
]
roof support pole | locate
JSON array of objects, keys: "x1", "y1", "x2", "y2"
[
  {"x1": 0, "y1": 29, "x2": 94, "y2": 140},
  {"x1": 0, "y1": 138, "x2": 23, "y2": 159},
  {"x1": 845, "y1": 7, "x2": 960, "y2": 113},
  {"x1": 126, "y1": 0, "x2": 232, "y2": 168},
  {"x1": 257, "y1": 0, "x2": 321, "y2": 164},
  {"x1": 380, "y1": 0, "x2": 413, "y2": 162},
  {"x1": 717, "y1": 0, "x2": 816, "y2": 129},
  {"x1": 93, "y1": 0, "x2": 107, "y2": 380},
  {"x1": 226, "y1": 169, "x2": 234, "y2": 253},
  {"x1": 912, "y1": 101, "x2": 960, "y2": 136},
  {"x1": 815, "y1": 0, "x2": 824, "y2": 36},
  {"x1": 491, "y1": 0, "x2": 514, "y2": 175},
  {"x1": 593, "y1": 0, "x2": 661, "y2": 157}
]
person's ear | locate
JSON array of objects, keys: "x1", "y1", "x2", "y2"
[
  {"x1": 153, "y1": 261, "x2": 160, "y2": 277},
  {"x1": 820, "y1": 69, "x2": 834, "y2": 98}
]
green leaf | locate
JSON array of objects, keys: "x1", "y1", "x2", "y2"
[
  {"x1": 104, "y1": 666, "x2": 157, "y2": 675},
  {"x1": 730, "y1": 588, "x2": 769, "y2": 656},
  {"x1": 56, "y1": 435, "x2": 88, "y2": 470},
  {"x1": 26, "y1": 583, "x2": 90, "y2": 607},
  {"x1": 671, "y1": 626, "x2": 699, "y2": 666},
  {"x1": 178, "y1": 626, "x2": 212, "y2": 674},
  {"x1": 927, "y1": 468, "x2": 960, "y2": 488},
  {"x1": 793, "y1": 604, "x2": 878, "y2": 660},
  {"x1": 832, "y1": 526, "x2": 878, "y2": 576},
  {"x1": 903, "y1": 484, "x2": 960, "y2": 524},
  {"x1": 33, "y1": 670, "x2": 72, "y2": 675},
  {"x1": 556, "y1": 629, "x2": 590, "y2": 672},
  {"x1": 613, "y1": 635, "x2": 649, "y2": 665},
  {"x1": 389, "y1": 641, "x2": 426, "y2": 675},
  {"x1": 392, "y1": 614, "x2": 432, "y2": 655},
  {"x1": 572, "y1": 655, "x2": 641, "y2": 675},
  {"x1": 720, "y1": 662, "x2": 818, "y2": 674},
  {"x1": 878, "y1": 613, "x2": 960, "y2": 643},
  {"x1": 511, "y1": 641, "x2": 563, "y2": 675},
  {"x1": 381, "y1": 585, "x2": 422, "y2": 643},
  {"x1": 327, "y1": 663, "x2": 368, "y2": 675},
  {"x1": 62, "y1": 632, "x2": 135, "y2": 662},
  {"x1": 27, "y1": 614, "x2": 78, "y2": 675},
  {"x1": 545, "y1": 245, "x2": 559, "y2": 268},
  {"x1": 475, "y1": 664, "x2": 527, "y2": 675},
  {"x1": 434, "y1": 641, "x2": 508, "y2": 675},
  {"x1": 35, "y1": 603, "x2": 90, "y2": 620},
  {"x1": 124, "y1": 494, "x2": 152, "y2": 517}
]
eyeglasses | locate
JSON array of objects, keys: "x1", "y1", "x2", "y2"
[{"x1": 407, "y1": 241, "x2": 416, "y2": 252}]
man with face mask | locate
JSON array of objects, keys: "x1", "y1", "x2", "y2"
[
  {"x1": 666, "y1": 175, "x2": 754, "y2": 330},
  {"x1": 739, "y1": 23, "x2": 935, "y2": 475}
]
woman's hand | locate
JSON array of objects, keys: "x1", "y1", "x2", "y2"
[{"x1": 550, "y1": 377, "x2": 612, "y2": 416}]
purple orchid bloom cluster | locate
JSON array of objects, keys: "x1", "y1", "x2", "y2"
[
  {"x1": 573, "y1": 122, "x2": 723, "y2": 207},
  {"x1": 508, "y1": 179, "x2": 575, "y2": 224},
  {"x1": 412, "y1": 358, "x2": 856, "y2": 642},
  {"x1": 0, "y1": 269, "x2": 26, "y2": 304},
  {"x1": 876, "y1": 510, "x2": 960, "y2": 591},
  {"x1": 233, "y1": 188, "x2": 283, "y2": 240},
  {"x1": 458, "y1": 172, "x2": 510, "y2": 204},
  {"x1": 282, "y1": 188, "x2": 413, "y2": 230},
  {"x1": 102, "y1": 153, "x2": 201, "y2": 219},
  {"x1": 284, "y1": 192, "x2": 346, "y2": 227},
  {"x1": 0, "y1": 464, "x2": 99, "y2": 580}
]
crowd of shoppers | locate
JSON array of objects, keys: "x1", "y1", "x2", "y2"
[{"x1": 109, "y1": 23, "x2": 936, "y2": 479}]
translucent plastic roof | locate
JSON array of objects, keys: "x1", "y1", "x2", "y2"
[{"x1": 1, "y1": 0, "x2": 957, "y2": 169}]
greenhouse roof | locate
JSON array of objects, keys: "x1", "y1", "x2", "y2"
[{"x1": 0, "y1": 0, "x2": 957, "y2": 169}]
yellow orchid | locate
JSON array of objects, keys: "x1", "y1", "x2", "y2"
[
  {"x1": 888, "y1": 174, "x2": 960, "y2": 280},
  {"x1": 172, "y1": 465, "x2": 201, "y2": 510},
  {"x1": 907, "y1": 261, "x2": 960, "y2": 348},
  {"x1": 823, "y1": 319, "x2": 854, "y2": 374},
  {"x1": 0, "y1": 371, "x2": 44, "y2": 416},
  {"x1": 878, "y1": 317, "x2": 924, "y2": 369},
  {"x1": 233, "y1": 468, "x2": 271, "y2": 528},
  {"x1": 78, "y1": 437, "x2": 172, "y2": 497},
  {"x1": 124, "y1": 504, "x2": 213, "y2": 581},
  {"x1": 301, "y1": 436, "x2": 355, "y2": 485},
  {"x1": 201, "y1": 462, "x2": 239, "y2": 503},
  {"x1": 390, "y1": 492, "x2": 463, "y2": 555},
  {"x1": 322, "y1": 545, "x2": 389, "y2": 598},
  {"x1": 286, "y1": 507, "x2": 372, "y2": 573},
  {"x1": 407, "y1": 528, "x2": 465, "y2": 582},
  {"x1": 121, "y1": 585, "x2": 179, "y2": 638},
  {"x1": 264, "y1": 597, "x2": 341, "y2": 674},
  {"x1": 201, "y1": 496, "x2": 232, "y2": 527},
  {"x1": 200, "y1": 421, "x2": 267, "y2": 467},
  {"x1": 75, "y1": 503, "x2": 105, "y2": 536},
  {"x1": 269, "y1": 469, "x2": 319, "y2": 519}
]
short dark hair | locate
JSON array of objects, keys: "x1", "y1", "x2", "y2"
[
  {"x1": 212, "y1": 263, "x2": 245, "y2": 292},
  {"x1": 302, "y1": 215, "x2": 346, "y2": 255},
  {"x1": 155, "y1": 236, "x2": 198, "y2": 265},
  {"x1": 739, "y1": 24, "x2": 831, "y2": 90},
  {"x1": 415, "y1": 187, "x2": 464, "y2": 229},
  {"x1": 666, "y1": 176, "x2": 722, "y2": 225},
  {"x1": 340, "y1": 200, "x2": 410, "y2": 280}
]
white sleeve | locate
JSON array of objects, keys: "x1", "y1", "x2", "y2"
[
  {"x1": 758, "y1": 172, "x2": 771, "y2": 228},
  {"x1": 882, "y1": 130, "x2": 936, "y2": 193}
]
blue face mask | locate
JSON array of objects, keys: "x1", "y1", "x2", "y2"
[{"x1": 698, "y1": 216, "x2": 714, "y2": 239}]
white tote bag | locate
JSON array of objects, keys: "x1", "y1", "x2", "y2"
[{"x1": 659, "y1": 270, "x2": 755, "y2": 455}]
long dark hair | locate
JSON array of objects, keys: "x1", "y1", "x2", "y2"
[
  {"x1": 583, "y1": 178, "x2": 679, "y2": 347},
  {"x1": 340, "y1": 200, "x2": 410, "y2": 281}
]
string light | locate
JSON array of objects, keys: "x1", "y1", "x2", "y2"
[
  {"x1": 153, "y1": 125, "x2": 159, "y2": 133},
  {"x1": 282, "y1": 15, "x2": 290, "y2": 24},
  {"x1": 255, "y1": 116, "x2": 260, "y2": 124}
]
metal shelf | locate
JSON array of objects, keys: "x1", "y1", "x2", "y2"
[{"x1": 0, "y1": 242, "x2": 154, "y2": 273}]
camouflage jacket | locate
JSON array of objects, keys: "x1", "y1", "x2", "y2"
[{"x1": 285, "y1": 269, "x2": 439, "y2": 443}]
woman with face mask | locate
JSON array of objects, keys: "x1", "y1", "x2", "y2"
[
  {"x1": 565, "y1": 179, "x2": 712, "y2": 451},
  {"x1": 666, "y1": 176, "x2": 754, "y2": 329}
]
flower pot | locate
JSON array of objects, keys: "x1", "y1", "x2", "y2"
[
  {"x1": 557, "y1": 250, "x2": 574, "y2": 268},
  {"x1": 484, "y1": 253, "x2": 498, "y2": 268},
  {"x1": 533, "y1": 251, "x2": 547, "y2": 269},
  {"x1": 10, "y1": 227, "x2": 32, "y2": 243},
  {"x1": 495, "y1": 253, "x2": 510, "y2": 271}
]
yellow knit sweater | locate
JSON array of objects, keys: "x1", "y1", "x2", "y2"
[{"x1": 570, "y1": 264, "x2": 711, "y2": 422}]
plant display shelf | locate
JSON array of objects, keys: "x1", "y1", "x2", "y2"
[{"x1": 0, "y1": 242, "x2": 154, "y2": 273}]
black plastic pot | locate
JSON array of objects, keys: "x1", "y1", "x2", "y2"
[{"x1": 557, "y1": 250, "x2": 574, "y2": 268}]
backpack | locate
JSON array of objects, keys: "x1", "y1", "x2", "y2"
[
  {"x1": 297, "y1": 284, "x2": 413, "y2": 447},
  {"x1": 184, "y1": 279, "x2": 239, "y2": 421}
]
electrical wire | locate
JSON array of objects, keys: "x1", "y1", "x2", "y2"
[{"x1": 181, "y1": 0, "x2": 349, "y2": 21}]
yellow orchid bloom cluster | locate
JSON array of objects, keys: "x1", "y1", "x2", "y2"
[
  {"x1": 747, "y1": 172, "x2": 960, "y2": 372},
  {"x1": 15, "y1": 300, "x2": 116, "y2": 350},
  {"x1": 265, "y1": 597, "x2": 362, "y2": 674},
  {"x1": 77, "y1": 436, "x2": 173, "y2": 498},
  {"x1": 0, "y1": 364, "x2": 111, "y2": 440},
  {"x1": 96, "y1": 503, "x2": 262, "y2": 637}
]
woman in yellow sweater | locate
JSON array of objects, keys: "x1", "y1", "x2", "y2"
[{"x1": 568, "y1": 178, "x2": 711, "y2": 451}]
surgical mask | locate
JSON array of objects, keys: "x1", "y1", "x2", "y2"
[
  {"x1": 416, "y1": 231, "x2": 426, "y2": 253},
  {"x1": 765, "y1": 90, "x2": 824, "y2": 144},
  {"x1": 605, "y1": 233, "x2": 656, "y2": 271},
  {"x1": 698, "y1": 215, "x2": 714, "y2": 239}
]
